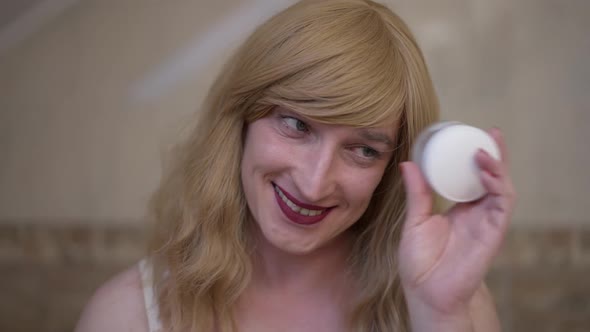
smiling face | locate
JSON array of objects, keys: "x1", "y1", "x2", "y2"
[{"x1": 241, "y1": 108, "x2": 398, "y2": 255}]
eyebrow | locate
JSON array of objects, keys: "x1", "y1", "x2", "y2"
[{"x1": 358, "y1": 129, "x2": 396, "y2": 150}]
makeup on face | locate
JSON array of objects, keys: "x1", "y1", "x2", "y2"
[
  {"x1": 241, "y1": 108, "x2": 397, "y2": 254},
  {"x1": 273, "y1": 183, "x2": 333, "y2": 226}
]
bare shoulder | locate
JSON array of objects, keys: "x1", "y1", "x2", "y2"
[{"x1": 74, "y1": 263, "x2": 149, "y2": 332}]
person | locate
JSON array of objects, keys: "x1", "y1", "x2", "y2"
[{"x1": 75, "y1": 0, "x2": 516, "y2": 331}]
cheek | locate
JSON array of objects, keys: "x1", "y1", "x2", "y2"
[
  {"x1": 346, "y1": 170, "x2": 386, "y2": 208},
  {"x1": 242, "y1": 126, "x2": 275, "y2": 170},
  {"x1": 243, "y1": 128, "x2": 298, "y2": 174}
]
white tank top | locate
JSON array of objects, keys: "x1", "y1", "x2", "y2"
[{"x1": 138, "y1": 259, "x2": 163, "y2": 332}]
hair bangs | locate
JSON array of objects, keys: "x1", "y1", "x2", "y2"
[{"x1": 249, "y1": 2, "x2": 408, "y2": 128}]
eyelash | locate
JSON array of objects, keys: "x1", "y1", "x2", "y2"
[
  {"x1": 280, "y1": 115, "x2": 309, "y2": 134},
  {"x1": 351, "y1": 146, "x2": 382, "y2": 161},
  {"x1": 278, "y1": 114, "x2": 383, "y2": 162}
]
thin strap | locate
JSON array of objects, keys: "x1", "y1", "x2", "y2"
[{"x1": 138, "y1": 258, "x2": 163, "y2": 332}]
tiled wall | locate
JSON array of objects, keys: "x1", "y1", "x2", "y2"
[
  {"x1": 489, "y1": 228, "x2": 590, "y2": 331},
  {"x1": 1, "y1": 223, "x2": 588, "y2": 332},
  {"x1": 1, "y1": 1, "x2": 589, "y2": 331},
  {"x1": 0, "y1": 224, "x2": 147, "y2": 332},
  {"x1": 1, "y1": 0, "x2": 589, "y2": 227}
]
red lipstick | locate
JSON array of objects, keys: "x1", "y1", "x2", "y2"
[{"x1": 273, "y1": 184, "x2": 331, "y2": 226}]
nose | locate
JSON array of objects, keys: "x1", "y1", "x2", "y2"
[{"x1": 294, "y1": 143, "x2": 339, "y2": 204}]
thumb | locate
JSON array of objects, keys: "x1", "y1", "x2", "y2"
[{"x1": 400, "y1": 162, "x2": 433, "y2": 224}]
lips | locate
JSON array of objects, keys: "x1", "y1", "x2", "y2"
[{"x1": 272, "y1": 183, "x2": 332, "y2": 225}]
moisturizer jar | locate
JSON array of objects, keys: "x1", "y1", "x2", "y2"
[{"x1": 412, "y1": 122, "x2": 501, "y2": 202}]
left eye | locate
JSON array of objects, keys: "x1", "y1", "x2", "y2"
[
  {"x1": 353, "y1": 146, "x2": 381, "y2": 160},
  {"x1": 283, "y1": 117, "x2": 309, "y2": 132}
]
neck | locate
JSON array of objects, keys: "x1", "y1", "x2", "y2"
[{"x1": 250, "y1": 228, "x2": 354, "y2": 293}]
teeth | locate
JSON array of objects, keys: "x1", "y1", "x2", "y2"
[
  {"x1": 287, "y1": 200, "x2": 300, "y2": 212},
  {"x1": 274, "y1": 185, "x2": 324, "y2": 217}
]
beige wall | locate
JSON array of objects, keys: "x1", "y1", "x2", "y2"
[{"x1": 1, "y1": 0, "x2": 588, "y2": 226}]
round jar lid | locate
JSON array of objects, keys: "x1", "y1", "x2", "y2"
[{"x1": 414, "y1": 122, "x2": 500, "y2": 202}]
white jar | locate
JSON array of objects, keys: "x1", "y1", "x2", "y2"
[{"x1": 412, "y1": 121, "x2": 501, "y2": 202}]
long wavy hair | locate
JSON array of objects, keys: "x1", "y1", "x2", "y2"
[{"x1": 148, "y1": 0, "x2": 439, "y2": 331}]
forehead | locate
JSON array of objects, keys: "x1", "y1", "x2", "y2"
[
  {"x1": 357, "y1": 127, "x2": 397, "y2": 147},
  {"x1": 295, "y1": 110, "x2": 400, "y2": 147},
  {"x1": 310, "y1": 111, "x2": 398, "y2": 134},
  {"x1": 350, "y1": 121, "x2": 400, "y2": 153}
]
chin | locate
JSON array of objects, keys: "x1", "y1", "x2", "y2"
[
  {"x1": 278, "y1": 241, "x2": 320, "y2": 256},
  {"x1": 258, "y1": 222, "x2": 321, "y2": 256}
]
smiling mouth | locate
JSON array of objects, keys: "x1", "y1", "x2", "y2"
[
  {"x1": 273, "y1": 185, "x2": 325, "y2": 216},
  {"x1": 272, "y1": 183, "x2": 332, "y2": 225}
]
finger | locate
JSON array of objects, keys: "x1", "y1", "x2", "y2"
[
  {"x1": 400, "y1": 161, "x2": 433, "y2": 223},
  {"x1": 488, "y1": 127, "x2": 509, "y2": 165},
  {"x1": 475, "y1": 149, "x2": 503, "y2": 177},
  {"x1": 479, "y1": 170, "x2": 505, "y2": 196},
  {"x1": 479, "y1": 171, "x2": 514, "y2": 228},
  {"x1": 477, "y1": 150, "x2": 517, "y2": 204}
]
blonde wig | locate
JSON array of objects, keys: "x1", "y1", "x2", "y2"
[{"x1": 148, "y1": 0, "x2": 440, "y2": 331}]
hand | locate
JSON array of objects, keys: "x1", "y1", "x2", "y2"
[{"x1": 398, "y1": 128, "x2": 516, "y2": 317}]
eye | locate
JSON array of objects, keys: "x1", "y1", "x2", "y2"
[
  {"x1": 351, "y1": 146, "x2": 382, "y2": 161},
  {"x1": 282, "y1": 116, "x2": 309, "y2": 133}
]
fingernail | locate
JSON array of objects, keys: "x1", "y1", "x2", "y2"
[{"x1": 478, "y1": 148, "x2": 489, "y2": 155}]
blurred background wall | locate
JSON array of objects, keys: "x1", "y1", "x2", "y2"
[{"x1": 0, "y1": 0, "x2": 588, "y2": 331}]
